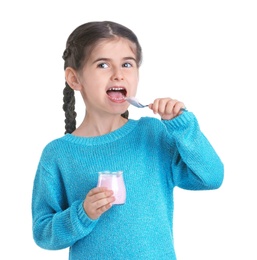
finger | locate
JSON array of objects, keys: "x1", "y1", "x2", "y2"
[
  {"x1": 149, "y1": 98, "x2": 159, "y2": 114},
  {"x1": 87, "y1": 187, "x2": 113, "y2": 198},
  {"x1": 88, "y1": 189, "x2": 114, "y2": 204},
  {"x1": 164, "y1": 99, "x2": 178, "y2": 115},
  {"x1": 151, "y1": 98, "x2": 169, "y2": 114},
  {"x1": 157, "y1": 99, "x2": 170, "y2": 115},
  {"x1": 173, "y1": 102, "x2": 186, "y2": 115},
  {"x1": 88, "y1": 186, "x2": 108, "y2": 197},
  {"x1": 94, "y1": 200, "x2": 114, "y2": 216},
  {"x1": 94, "y1": 196, "x2": 116, "y2": 210},
  {"x1": 154, "y1": 98, "x2": 176, "y2": 116}
]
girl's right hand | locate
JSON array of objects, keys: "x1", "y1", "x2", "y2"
[{"x1": 83, "y1": 187, "x2": 115, "y2": 219}]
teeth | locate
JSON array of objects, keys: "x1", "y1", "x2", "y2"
[
  {"x1": 108, "y1": 87, "x2": 124, "y2": 91},
  {"x1": 112, "y1": 97, "x2": 124, "y2": 101}
]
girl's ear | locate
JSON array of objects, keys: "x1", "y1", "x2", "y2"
[{"x1": 65, "y1": 67, "x2": 82, "y2": 91}]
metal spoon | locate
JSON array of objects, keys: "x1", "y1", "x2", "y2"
[
  {"x1": 125, "y1": 97, "x2": 148, "y2": 108},
  {"x1": 126, "y1": 96, "x2": 187, "y2": 111}
]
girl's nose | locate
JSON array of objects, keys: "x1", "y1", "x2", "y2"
[{"x1": 111, "y1": 67, "x2": 124, "y2": 81}]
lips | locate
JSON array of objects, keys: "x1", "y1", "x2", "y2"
[{"x1": 106, "y1": 87, "x2": 127, "y2": 101}]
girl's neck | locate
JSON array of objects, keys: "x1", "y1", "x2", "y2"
[{"x1": 72, "y1": 114, "x2": 128, "y2": 137}]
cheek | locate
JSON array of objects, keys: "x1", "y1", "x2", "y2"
[
  {"x1": 132, "y1": 73, "x2": 139, "y2": 86},
  {"x1": 127, "y1": 70, "x2": 139, "y2": 82},
  {"x1": 82, "y1": 71, "x2": 104, "y2": 89}
]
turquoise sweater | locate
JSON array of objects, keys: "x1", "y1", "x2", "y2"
[{"x1": 32, "y1": 112, "x2": 224, "y2": 260}]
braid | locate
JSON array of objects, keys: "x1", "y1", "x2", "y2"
[
  {"x1": 63, "y1": 82, "x2": 77, "y2": 134},
  {"x1": 121, "y1": 110, "x2": 129, "y2": 119}
]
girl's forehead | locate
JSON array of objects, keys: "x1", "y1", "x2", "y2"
[{"x1": 90, "y1": 37, "x2": 137, "y2": 57}]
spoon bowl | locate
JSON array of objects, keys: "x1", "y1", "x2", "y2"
[{"x1": 125, "y1": 97, "x2": 148, "y2": 108}]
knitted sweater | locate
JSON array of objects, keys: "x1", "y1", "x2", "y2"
[{"x1": 32, "y1": 112, "x2": 224, "y2": 260}]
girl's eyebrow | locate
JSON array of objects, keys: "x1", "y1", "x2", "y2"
[
  {"x1": 92, "y1": 57, "x2": 137, "y2": 64},
  {"x1": 123, "y1": 57, "x2": 137, "y2": 62},
  {"x1": 93, "y1": 58, "x2": 109, "y2": 63}
]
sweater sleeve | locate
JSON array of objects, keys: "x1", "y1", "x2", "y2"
[
  {"x1": 162, "y1": 111, "x2": 224, "y2": 190},
  {"x1": 32, "y1": 162, "x2": 98, "y2": 250}
]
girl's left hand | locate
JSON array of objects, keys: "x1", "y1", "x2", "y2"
[{"x1": 148, "y1": 98, "x2": 186, "y2": 120}]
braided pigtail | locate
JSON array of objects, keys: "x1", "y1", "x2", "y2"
[
  {"x1": 121, "y1": 110, "x2": 129, "y2": 119},
  {"x1": 63, "y1": 82, "x2": 77, "y2": 134}
]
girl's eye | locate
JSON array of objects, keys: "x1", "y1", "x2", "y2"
[
  {"x1": 98, "y1": 63, "x2": 108, "y2": 69},
  {"x1": 123, "y1": 62, "x2": 132, "y2": 68}
]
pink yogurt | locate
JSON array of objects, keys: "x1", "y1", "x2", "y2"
[{"x1": 97, "y1": 171, "x2": 126, "y2": 205}]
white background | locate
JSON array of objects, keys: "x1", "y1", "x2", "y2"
[{"x1": 1, "y1": 0, "x2": 256, "y2": 259}]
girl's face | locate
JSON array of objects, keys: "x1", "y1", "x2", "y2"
[{"x1": 77, "y1": 37, "x2": 139, "y2": 116}]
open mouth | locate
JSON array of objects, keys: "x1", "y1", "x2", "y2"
[{"x1": 106, "y1": 87, "x2": 127, "y2": 101}]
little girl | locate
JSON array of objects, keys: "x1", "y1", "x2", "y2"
[{"x1": 32, "y1": 21, "x2": 224, "y2": 259}]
